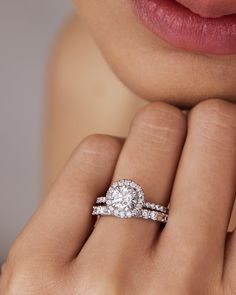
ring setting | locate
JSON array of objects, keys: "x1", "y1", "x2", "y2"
[{"x1": 92, "y1": 179, "x2": 168, "y2": 223}]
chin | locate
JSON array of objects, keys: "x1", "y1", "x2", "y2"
[
  {"x1": 75, "y1": 0, "x2": 236, "y2": 109},
  {"x1": 100, "y1": 41, "x2": 236, "y2": 109}
]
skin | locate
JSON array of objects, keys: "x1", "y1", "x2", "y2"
[
  {"x1": 1, "y1": 1, "x2": 236, "y2": 294},
  {"x1": 1, "y1": 99, "x2": 236, "y2": 294},
  {"x1": 73, "y1": 0, "x2": 236, "y2": 108},
  {"x1": 44, "y1": 16, "x2": 146, "y2": 188}
]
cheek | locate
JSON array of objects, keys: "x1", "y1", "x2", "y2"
[{"x1": 74, "y1": 0, "x2": 236, "y2": 107}]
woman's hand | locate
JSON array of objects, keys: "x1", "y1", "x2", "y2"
[{"x1": 1, "y1": 99, "x2": 236, "y2": 295}]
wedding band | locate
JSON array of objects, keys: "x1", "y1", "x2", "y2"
[
  {"x1": 92, "y1": 206, "x2": 168, "y2": 223},
  {"x1": 96, "y1": 197, "x2": 168, "y2": 214},
  {"x1": 92, "y1": 179, "x2": 168, "y2": 224}
]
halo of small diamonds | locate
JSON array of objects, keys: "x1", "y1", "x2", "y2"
[{"x1": 105, "y1": 179, "x2": 145, "y2": 218}]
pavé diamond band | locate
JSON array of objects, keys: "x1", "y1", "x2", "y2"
[
  {"x1": 92, "y1": 179, "x2": 168, "y2": 224},
  {"x1": 96, "y1": 197, "x2": 168, "y2": 214}
]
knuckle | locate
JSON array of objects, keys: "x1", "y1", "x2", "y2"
[
  {"x1": 0, "y1": 259, "x2": 32, "y2": 294},
  {"x1": 190, "y1": 99, "x2": 236, "y2": 149},
  {"x1": 77, "y1": 273, "x2": 121, "y2": 295},
  {"x1": 0, "y1": 256, "x2": 60, "y2": 295},
  {"x1": 79, "y1": 134, "x2": 122, "y2": 159},
  {"x1": 136, "y1": 102, "x2": 186, "y2": 130},
  {"x1": 78, "y1": 281, "x2": 120, "y2": 295},
  {"x1": 74, "y1": 134, "x2": 123, "y2": 169},
  {"x1": 133, "y1": 102, "x2": 186, "y2": 146}
]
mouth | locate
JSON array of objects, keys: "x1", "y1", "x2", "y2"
[{"x1": 130, "y1": 0, "x2": 236, "y2": 55}]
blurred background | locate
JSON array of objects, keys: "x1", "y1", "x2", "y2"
[{"x1": 0, "y1": 0, "x2": 72, "y2": 263}]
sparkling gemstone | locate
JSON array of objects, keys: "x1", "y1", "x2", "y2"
[
  {"x1": 142, "y1": 210, "x2": 149, "y2": 219},
  {"x1": 120, "y1": 211, "x2": 125, "y2": 218},
  {"x1": 109, "y1": 186, "x2": 139, "y2": 212},
  {"x1": 106, "y1": 180, "x2": 144, "y2": 218},
  {"x1": 106, "y1": 200, "x2": 112, "y2": 206},
  {"x1": 126, "y1": 211, "x2": 132, "y2": 218},
  {"x1": 132, "y1": 209, "x2": 140, "y2": 217},
  {"x1": 151, "y1": 203, "x2": 156, "y2": 210},
  {"x1": 93, "y1": 207, "x2": 98, "y2": 214},
  {"x1": 102, "y1": 207, "x2": 109, "y2": 215},
  {"x1": 125, "y1": 180, "x2": 130, "y2": 186},
  {"x1": 150, "y1": 211, "x2": 158, "y2": 220},
  {"x1": 109, "y1": 206, "x2": 114, "y2": 212},
  {"x1": 114, "y1": 209, "x2": 119, "y2": 217}
]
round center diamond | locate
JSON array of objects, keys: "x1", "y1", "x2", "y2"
[
  {"x1": 106, "y1": 180, "x2": 145, "y2": 218},
  {"x1": 111, "y1": 186, "x2": 138, "y2": 211}
]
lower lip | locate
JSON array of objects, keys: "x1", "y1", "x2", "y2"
[{"x1": 130, "y1": 0, "x2": 236, "y2": 55}]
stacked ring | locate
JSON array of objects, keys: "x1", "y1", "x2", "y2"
[{"x1": 92, "y1": 179, "x2": 169, "y2": 224}]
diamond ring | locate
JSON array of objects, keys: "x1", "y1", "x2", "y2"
[{"x1": 92, "y1": 179, "x2": 168, "y2": 223}]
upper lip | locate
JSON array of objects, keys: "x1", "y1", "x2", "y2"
[{"x1": 176, "y1": 0, "x2": 236, "y2": 18}]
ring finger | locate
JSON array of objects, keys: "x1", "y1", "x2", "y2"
[{"x1": 82, "y1": 102, "x2": 186, "y2": 257}]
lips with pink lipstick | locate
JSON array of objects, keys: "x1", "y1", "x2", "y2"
[{"x1": 130, "y1": 0, "x2": 236, "y2": 54}]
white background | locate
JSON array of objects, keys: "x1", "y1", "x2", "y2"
[{"x1": 0, "y1": 0, "x2": 72, "y2": 263}]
